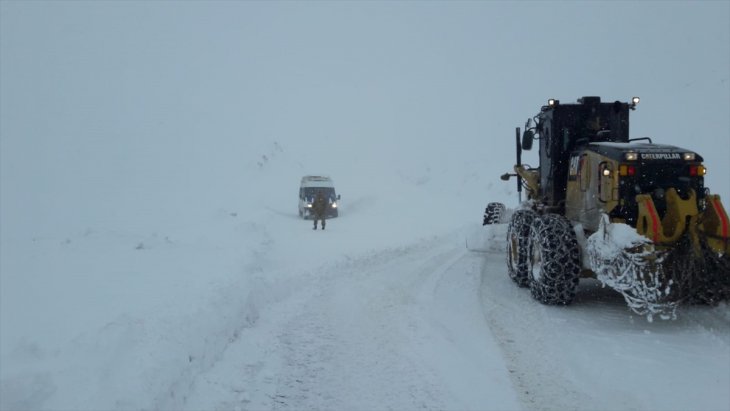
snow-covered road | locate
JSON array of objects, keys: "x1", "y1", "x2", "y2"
[
  {"x1": 3, "y1": 183, "x2": 729, "y2": 411},
  {"x1": 177, "y1": 225, "x2": 729, "y2": 411},
  {"x1": 182, "y1": 231, "x2": 521, "y2": 411},
  {"x1": 2, "y1": 207, "x2": 729, "y2": 411}
]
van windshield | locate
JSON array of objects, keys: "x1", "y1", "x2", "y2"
[{"x1": 303, "y1": 187, "x2": 336, "y2": 201}]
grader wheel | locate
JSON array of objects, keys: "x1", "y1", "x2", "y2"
[
  {"x1": 527, "y1": 214, "x2": 581, "y2": 305},
  {"x1": 506, "y1": 209, "x2": 536, "y2": 287}
]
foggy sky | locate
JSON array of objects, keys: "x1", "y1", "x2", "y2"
[{"x1": 2, "y1": 1, "x2": 729, "y2": 234}]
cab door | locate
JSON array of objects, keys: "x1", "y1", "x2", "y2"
[
  {"x1": 582, "y1": 153, "x2": 613, "y2": 231},
  {"x1": 565, "y1": 153, "x2": 586, "y2": 222},
  {"x1": 598, "y1": 162, "x2": 613, "y2": 203}
]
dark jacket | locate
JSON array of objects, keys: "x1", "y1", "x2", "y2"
[{"x1": 311, "y1": 193, "x2": 328, "y2": 217}]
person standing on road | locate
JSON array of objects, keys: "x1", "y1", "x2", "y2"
[{"x1": 311, "y1": 191, "x2": 328, "y2": 230}]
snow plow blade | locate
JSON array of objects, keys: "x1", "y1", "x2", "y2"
[{"x1": 588, "y1": 190, "x2": 730, "y2": 320}]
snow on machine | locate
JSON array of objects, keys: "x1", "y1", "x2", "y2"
[{"x1": 486, "y1": 96, "x2": 730, "y2": 320}]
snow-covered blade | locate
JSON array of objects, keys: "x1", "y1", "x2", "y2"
[
  {"x1": 586, "y1": 215, "x2": 677, "y2": 321},
  {"x1": 662, "y1": 235, "x2": 730, "y2": 306}
]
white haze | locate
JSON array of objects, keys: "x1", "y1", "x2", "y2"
[{"x1": 1, "y1": 2, "x2": 729, "y2": 411}]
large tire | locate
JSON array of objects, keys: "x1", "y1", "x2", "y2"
[
  {"x1": 506, "y1": 209, "x2": 536, "y2": 287},
  {"x1": 528, "y1": 214, "x2": 581, "y2": 305},
  {"x1": 483, "y1": 202, "x2": 506, "y2": 225}
]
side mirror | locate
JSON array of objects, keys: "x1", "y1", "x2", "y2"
[
  {"x1": 521, "y1": 130, "x2": 534, "y2": 151},
  {"x1": 337, "y1": 194, "x2": 341, "y2": 200}
]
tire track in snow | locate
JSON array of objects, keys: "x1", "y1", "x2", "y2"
[
  {"x1": 478, "y1": 253, "x2": 597, "y2": 411},
  {"x1": 268, "y1": 236, "x2": 464, "y2": 410},
  {"x1": 182, "y1": 232, "x2": 520, "y2": 411}
]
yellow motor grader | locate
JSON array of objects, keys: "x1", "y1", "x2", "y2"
[{"x1": 490, "y1": 96, "x2": 729, "y2": 319}]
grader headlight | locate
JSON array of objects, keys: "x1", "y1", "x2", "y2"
[
  {"x1": 630, "y1": 96, "x2": 640, "y2": 110},
  {"x1": 625, "y1": 152, "x2": 638, "y2": 161},
  {"x1": 683, "y1": 152, "x2": 696, "y2": 161}
]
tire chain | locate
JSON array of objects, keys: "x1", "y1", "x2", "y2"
[
  {"x1": 664, "y1": 236, "x2": 730, "y2": 305},
  {"x1": 528, "y1": 214, "x2": 581, "y2": 305},
  {"x1": 506, "y1": 209, "x2": 536, "y2": 287}
]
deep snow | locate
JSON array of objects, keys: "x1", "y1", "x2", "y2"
[{"x1": 2, "y1": 2, "x2": 730, "y2": 411}]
